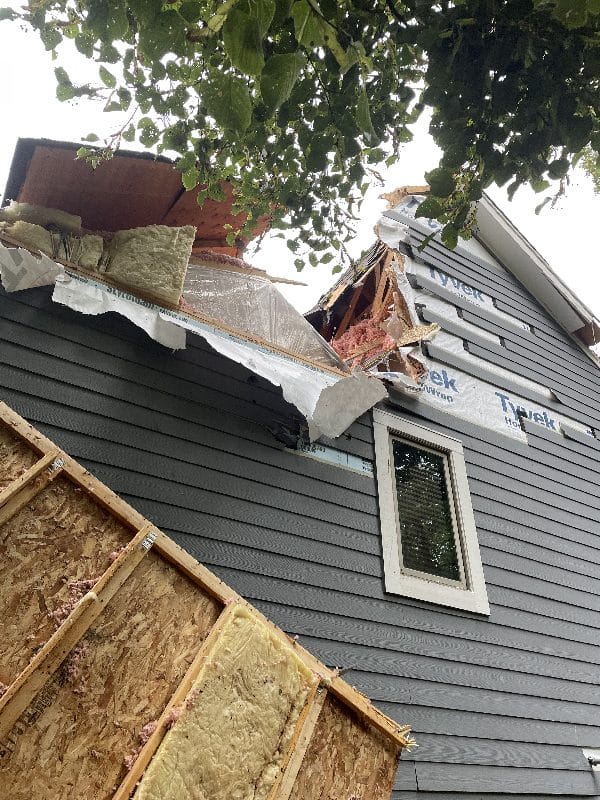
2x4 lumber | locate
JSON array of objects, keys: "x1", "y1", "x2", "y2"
[
  {"x1": 270, "y1": 686, "x2": 328, "y2": 800},
  {"x1": 0, "y1": 523, "x2": 155, "y2": 741},
  {"x1": 0, "y1": 449, "x2": 61, "y2": 509},
  {"x1": 111, "y1": 600, "x2": 240, "y2": 800}
]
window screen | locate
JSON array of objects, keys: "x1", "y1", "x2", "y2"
[{"x1": 392, "y1": 438, "x2": 462, "y2": 582}]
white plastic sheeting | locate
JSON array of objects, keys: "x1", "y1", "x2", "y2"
[
  {"x1": 182, "y1": 263, "x2": 342, "y2": 370},
  {"x1": 0, "y1": 241, "x2": 385, "y2": 440}
]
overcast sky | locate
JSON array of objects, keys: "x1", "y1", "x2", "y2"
[{"x1": 1, "y1": 14, "x2": 599, "y2": 321}]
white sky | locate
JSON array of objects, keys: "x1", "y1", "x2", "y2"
[{"x1": 1, "y1": 16, "x2": 600, "y2": 321}]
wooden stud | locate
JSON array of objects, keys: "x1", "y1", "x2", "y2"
[
  {"x1": 334, "y1": 284, "x2": 364, "y2": 340},
  {"x1": 111, "y1": 601, "x2": 242, "y2": 800},
  {"x1": 0, "y1": 403, "x2": 55, "y2": 455},
  {"x1": 269, "y1": 685, "x2": 328, "y2": 800},
  {"x1": 0, "y1": 524, "x2": 155, "y2": 741},
  {"x1": 0, "y1": 450, "x2": 61, "y2": 508}
]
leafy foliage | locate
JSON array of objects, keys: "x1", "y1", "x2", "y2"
[{"x1": 3, "y1": 0, "x2": 600, "y2": 264}]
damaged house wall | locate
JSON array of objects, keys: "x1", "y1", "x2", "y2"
[{"x1": 2, "y1": 139, "x2": 600, "y2": 799}]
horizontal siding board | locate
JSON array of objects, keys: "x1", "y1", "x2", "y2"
[
  {"x1": 0, "y1": 365, "x2": 376, "y2": 497},
  {"x1": 410, "y1": 733, "x2": 588, "y2": 771},
  {"x1": 213, "y1": 563, "x2": 600, "y2": 679},
  {"x1": 465, "y1": 341, "x2": 600, "y2": 417},
  {"x1": 352, "y1": 673, "x2": 600, "y2": 728},
  {"x1": 413, "y1": 763, "x2": 599, "y2": 794},
  {"x1": 34, "y1": 414, "x2": 380, "y2": 519},
  {"x1": 251, "y1": 602, "x2": 600, "y2": 686}
]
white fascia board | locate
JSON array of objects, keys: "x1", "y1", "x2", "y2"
[{"x1": 475, "y1": 195, "x2": 599, "y2": 339}]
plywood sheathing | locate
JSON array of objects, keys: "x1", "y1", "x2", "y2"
[
  {"x1": 0, "y1": 553, "x2": 221, "y2": 800},
  {"x1": 133, "y1": 604, "x2": 316, "y2": 800},
  {"x1": 0, "y1": 425, "x2": 37, "y2": 490},
  {"x1": 0, "y1": 477, "x2": 131, "y2": 687},
  {"x1": 290, "y1": 694, "x2": 401, "y2": 800}
]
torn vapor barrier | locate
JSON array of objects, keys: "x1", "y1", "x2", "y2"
[
  {"x1": 0, "y1": 241, "x2": 385, "y2": 441},
  {"x1": 182, "y1": 258, "x2": 341, "y2": 370}
]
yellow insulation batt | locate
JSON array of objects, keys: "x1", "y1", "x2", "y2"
[
  {"x1": 0, "y1": 220, "x2": 54, "y2": 257},
  {"x1": 106, "y1": 224, "x2": 196, "y2": 306},
  {"x1": 76, "y1": 234, "x2": 105, "y2": 270},
  {"x1": 134, "y1": 605, "x2": 316, "y2": 800},
  {"x1": 0, "y1": 201, "x2": 81, "y2": 233}
]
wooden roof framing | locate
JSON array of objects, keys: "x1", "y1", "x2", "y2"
[{"x1": 0, "y1": 401, "x2": 412, "y2": 800}]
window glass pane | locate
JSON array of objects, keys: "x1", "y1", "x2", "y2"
[{"x1": 392, "y1": 438, "x2": 461, "y2": 581}]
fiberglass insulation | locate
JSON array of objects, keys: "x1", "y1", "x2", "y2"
[
  {"x1": 106, "y1": 224, "x2": 196, "y2": 306},
  {"x1": 134, "y1": 605, "x2": 315, "y2": 800}
]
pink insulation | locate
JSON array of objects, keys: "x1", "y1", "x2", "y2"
[{"x1": 332, "y1": 319, "x2": 396, "y2": 367}]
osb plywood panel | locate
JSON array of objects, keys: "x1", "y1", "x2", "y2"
[
  {"x1": 133, "y1": 605, "x2": 315, "y2": 800},
  {"x1": 0, "y1": 551, "x2": 221, "y2": 800},
  {"x1": 0, "y1": 425, "x2": 37, "y2": 490},
  {"x1": 290, "y1": 695, "x2": 400, "y2": 800},
  {"x1": 0, "y1": 477, "x2": 132, "y2": 687}
]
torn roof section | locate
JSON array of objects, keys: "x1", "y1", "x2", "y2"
[
  {"x1": 0, "y1": 138, "x2": 387, "y2": 442},
  {"x1": 2, "y1": 138, "x2": 269, "y2": 257}
]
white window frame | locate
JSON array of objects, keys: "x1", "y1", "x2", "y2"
[{"x1": 373, "y1": 408, "x2": 490, "y2": 615}]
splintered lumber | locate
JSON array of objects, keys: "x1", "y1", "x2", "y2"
[
  {"x1": 0, "y1": 400, "x2": 412, "y2": 800},
  {"x1": 290, "y1": 694, "x2": 402, "y2": 800}
]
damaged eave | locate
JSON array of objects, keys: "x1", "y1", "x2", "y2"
[{"x1": 475, "y1": 195, "x2": 600, "y2": 348}]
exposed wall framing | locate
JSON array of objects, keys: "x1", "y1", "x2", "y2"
[{"x1": 0, "y1": 401, "x2": 412, "y2": 800}]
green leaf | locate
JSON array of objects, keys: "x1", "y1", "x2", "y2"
[
  {"x1": 239, "y1": 0, "x2": 275, "y2": 36},
  {"x1": 99, "y1": 65, "x2": 117, "y2": 88},
  {"x1": 292, "y1": 0, "x2": 325, "y2": 46},
  {"x1": 223, "y1": 7, "x2": 264, "y2": 74},
  {"x1": 0, "y1": 7, "x2": 17, "y2": 21},
  {"x1": 82, "y1": 133, "x2": 100, "y2": 142},
  {"x1": 204, "y1": 74, "x2": 252, "y2": 132},
  {"x1": 122, "y1": 125, "x2": 136, "y2": 142},
  {"x1": 182, "y1": 165, "x2": 200, "y2": 190},
  {"x1": 414, "y1": 196, "x2": 444, "y2": 220},
  {"x1": 208, "y1": 0, "x2": 238, "y2": 33},
  {"x1": 547, "y1": 157, "x2": 570, "y2": 179},
  {"x1": 355, "y1": 84, "x2": 378, "y2": 145},
  {"x1": 41, "y1": 26, "x2": 62, "y2": 51},
  {"x1": 425, "y1": 167, "x2": 456, "y2": 197},
  {"x1": 260, "y1": 52, "x2": 305, "y2": 112},
  {"x1": 441, "y1": 223, "x2": 459, "y2": 249}
]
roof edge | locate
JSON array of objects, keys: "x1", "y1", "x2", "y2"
[{"x1": 475, "y1": 194, "x2": 600, "y2": 347}]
